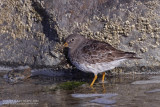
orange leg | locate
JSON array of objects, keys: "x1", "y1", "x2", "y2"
[
  {"x1": 102, "y1": 72, "x2": 105, "y2": 82},
  {"x1": 90, "y1": 75, "x2": 97, "y2": 87}
]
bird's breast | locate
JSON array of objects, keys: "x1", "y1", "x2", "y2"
[{"x1": 71, "y1": 59, "x2": 126, "y2": 74}]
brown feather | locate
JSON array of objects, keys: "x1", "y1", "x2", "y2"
[{"x1": 72, "y1": 39, "x2": 141, "y2": 64}]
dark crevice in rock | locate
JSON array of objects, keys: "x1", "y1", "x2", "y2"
[{"x1": 31, "y1": 0, "x2": 60, "y2": 42}]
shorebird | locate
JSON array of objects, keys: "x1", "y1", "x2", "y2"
[{"x1": 64, "y1": 34, "x2": 141, "y2": 87}]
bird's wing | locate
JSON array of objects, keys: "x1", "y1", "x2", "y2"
[{"x1": 78, "y1": 40, "x2": 136, "y2": 64}]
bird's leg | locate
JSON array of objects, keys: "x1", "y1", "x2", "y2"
[
  {"x1": 102, "y1": 72, "x2": 105, "y2": 82},
  {"x1": 90, "y1": 74, "x2": 97, "y2": 87}
]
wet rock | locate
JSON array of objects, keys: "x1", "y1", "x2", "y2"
[{"x1": 4, "y1": 66, "x2": 31, "y2": 83}]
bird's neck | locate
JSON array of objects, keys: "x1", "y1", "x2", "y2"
[
  {"x1": 68, "y1": 44, "x2": 80, "y2": 55},
  {"x1": 68, "y1": 39, "x2": 86, "y2": 56}
]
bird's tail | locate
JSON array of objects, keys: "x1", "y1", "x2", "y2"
[{"x1": 124, "y1": 52, "x2": 142, "y2": 59}]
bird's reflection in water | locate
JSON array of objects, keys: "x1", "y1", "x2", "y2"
[{"x1": 87, "y1": 74, "x2": 146, "y2": 94}]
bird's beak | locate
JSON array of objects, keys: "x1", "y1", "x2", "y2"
[{"x1": 63, "y1": 42, "x2": 68, "y2": 47}]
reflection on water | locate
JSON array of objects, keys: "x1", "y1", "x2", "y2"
[
  {"x1": 146, "y1": 89, "x2": 160, "y2": 93},
  {"x1": 131, "y1": 76, "x2": 160, "y2": 85},
  {"x1": 72, "y1": 93, "x2": 118, "y2": 106},
  {"x1": 1, "y1": 71, "x2": 160, "y2": 107},
  {"x1": 71, "y1": 93, "x2": 118, "y2": 98},
  {"x1": 90, "y1": 97, "x2": 116, "y2": 105}
]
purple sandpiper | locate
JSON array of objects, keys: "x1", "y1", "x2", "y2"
[{"x1": 64, "y1": 34, "x2": 141, "y2": 87}]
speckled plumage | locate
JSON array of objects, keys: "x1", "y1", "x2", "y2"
[{"x1": 64, "y1": 34, "x2": 141, "y2": 86}]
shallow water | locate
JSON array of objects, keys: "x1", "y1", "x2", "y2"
[{"x1": 1, "y1": 70, "x2": 160, "y2": 107}]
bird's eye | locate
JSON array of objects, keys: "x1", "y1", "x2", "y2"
[{"x1": 71, "y1": 39, "x2": 74, "y2": 41}]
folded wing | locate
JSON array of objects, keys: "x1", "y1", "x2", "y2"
[{"x1": 77, "y1": 40, "x2": 140, "y2": 64}]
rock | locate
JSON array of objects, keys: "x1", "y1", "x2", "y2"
[
  {"x1": 4, "y1": 66, "x2": 31, "y2": 83},
  {"x1": 0, "y1": 0, "x2": 160, "y2": 68},
  {"x1": 0, "y1": 0, "x2": 62, "y2": 67}
]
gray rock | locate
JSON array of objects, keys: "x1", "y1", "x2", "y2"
[
  {"x1": 0, "y1": 0, "x2": 160, "y2": 69},
  {"x1": 0, "y1": 0, "x2": 61, "y2": 67}
]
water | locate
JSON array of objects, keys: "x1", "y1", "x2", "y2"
[{"x1": 1, "y1": 69, "x2": 160, "y2": 107}]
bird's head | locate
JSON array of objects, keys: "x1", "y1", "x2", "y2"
[{"x1": 64, "y1": 34, "x2": 85, "y2": 49}]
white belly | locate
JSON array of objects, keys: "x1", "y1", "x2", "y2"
[{"x1": 72, "y1": 59, "x2": 125, "y2": 74}]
